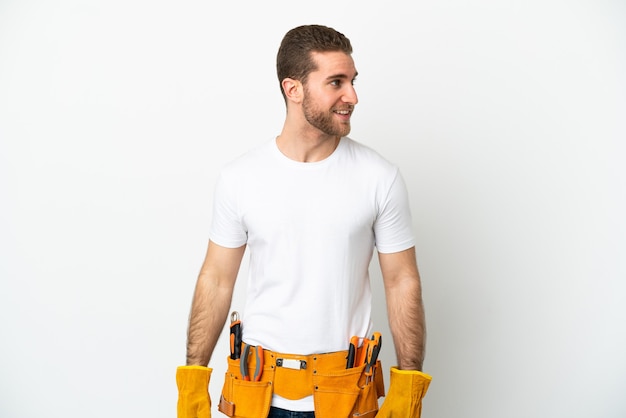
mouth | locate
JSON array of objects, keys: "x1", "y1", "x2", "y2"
[{"x1": 333, "y1": 108, "x2": 353, "y2": 119}]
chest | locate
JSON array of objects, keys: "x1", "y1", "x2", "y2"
[{"x1": 240, "y1": 170, "x2": 377, "y2": 241}]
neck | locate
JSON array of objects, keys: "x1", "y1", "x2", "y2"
[{"x1": 276, "y1": 129, "x2": 341, "y2": 163}]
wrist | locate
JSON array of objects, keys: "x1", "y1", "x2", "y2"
[
  {"x1": 391, "y1": 366, "x2": 432, "y2": 379},
  {"x1": 179, "y1": 365, "x2": 212, "y2": 371},
  {"x1": 396, "y1": 361, "x2": 423, "y2": 371}
]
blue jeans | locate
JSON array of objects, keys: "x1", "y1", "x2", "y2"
[{"x1": 267, "y1": 406, "x2": 315, "y2": 418}]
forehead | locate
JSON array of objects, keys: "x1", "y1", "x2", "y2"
[{"x1": 309, "y1": 51, "x2": 357, "y2": 79}]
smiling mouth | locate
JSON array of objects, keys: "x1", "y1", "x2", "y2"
[{"x1": 334, "y1": 107, "x2": 353, "y2": 116}]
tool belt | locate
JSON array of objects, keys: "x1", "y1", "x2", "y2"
[{"x1": 218, "y1": 346, "x2": 385, "y2": 418}]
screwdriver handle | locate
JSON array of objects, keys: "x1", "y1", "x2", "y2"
[
  {"x1": 230, "y1": 312, "x2": 242, "y2": 360},
  {"x1": 346, "y1": 336, "x2": 359, "y2": 368},
  {"x1": 355, "y1": 337, "x2": 370, "y2": 367}
]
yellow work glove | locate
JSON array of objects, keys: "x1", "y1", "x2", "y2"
[
  {"x1": 376, "y1": 367, "x2": 432, "y2": 417},
  {"x1": 176, "y1": 365, "x2": 212, "y2": 418}
]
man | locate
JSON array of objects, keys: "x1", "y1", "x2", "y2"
[{"x1": 176, "y1": 24, "x2": 431, "y2": 418}]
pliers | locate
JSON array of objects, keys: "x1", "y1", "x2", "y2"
[
  {"x1": 364, "y1": 332, "x2": 382, "y2": 381},
  {"x1": 240, "y1": 343, "x2": 264, "y2": 381}
]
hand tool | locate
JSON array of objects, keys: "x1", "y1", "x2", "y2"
[
  {"x1": 229, "y1": 311, "x2": 242, "y2": 360},
  {"x1": 240, "y1": 343, "x2": 264, "y2": 381},
  {"x1": 346, "y1": 335, "x2": 360, "y2": 368},
  {"x1": 355, "y1": 336, "x2": 370, "y2": 368},
  {"x1": 364, "y1": 332, "x2": 382, "y2": 381}
]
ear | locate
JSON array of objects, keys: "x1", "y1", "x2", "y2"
[{"x1": 281, "y1": 78, "x2": 303, "y2": 104}]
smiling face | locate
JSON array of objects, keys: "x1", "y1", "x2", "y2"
[{"x1": 301, "y1": 51, "x2": 359, "y2": 138}]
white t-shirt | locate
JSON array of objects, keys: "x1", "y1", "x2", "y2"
[{"x1": 209, "y1": 137, "x2": 414, "y2": 409}]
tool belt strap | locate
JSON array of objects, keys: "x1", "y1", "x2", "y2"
[
  {"x1": 223, "y1": 347, "x2": 351, "y2": 400},
  {"x1": 264, "y1": 348, "x2": 349, "y2": 400}
]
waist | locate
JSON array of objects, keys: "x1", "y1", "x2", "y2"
[
  {"x1": 231, "y1": 345, "x2": 355, "y2": 401},
  {"x1": 262, "y1": 348, "x2": 350, "y2": 371}
]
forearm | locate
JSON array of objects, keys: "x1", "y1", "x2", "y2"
[
  {"x1": 185, "y1": 241, "x2": 245, "y2": 366},
  {"x1": 380, "y1": 247, "x2": 426, "y2": 371},
  {"x1": 186, "y1": 274, "x2": 234, "y2": 366},
  {"x1": 386, "y1": 276, "x2": 426, "y2": 370}
]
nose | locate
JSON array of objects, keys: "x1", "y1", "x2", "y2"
[{"x1": 343, "y1": 84, "x2": 358, "y2": 105}]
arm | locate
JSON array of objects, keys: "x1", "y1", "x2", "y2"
[
  {"x1": 378, "y1": 246, "x2": 426, "y2": 371},
  {"x1": 186, "y1": 240, "x2": 246, "y2": 366}
]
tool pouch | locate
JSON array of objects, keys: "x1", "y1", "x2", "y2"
[
  {"x1": 355, "y1": 360, "x2": 385, "y2": 417},
  {"x1": 312, "y1": 364, "x2": 363, "y2": 418},
  {"x1": 218, "y1": 350, "x2": 385, "y2": 418},
  {"x1": 218, "y1": 356, "x2": 275, "y2": 418},
  {"x1": 374, "y1": 360, "x2": 386, "y2": 399},
  {"x1": 312, "y1": 360, "x2": 385, "y2": 418}
]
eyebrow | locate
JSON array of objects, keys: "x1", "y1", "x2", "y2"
[{"x1": 326, "y1": 71, "x2": 359, "y2": 81}]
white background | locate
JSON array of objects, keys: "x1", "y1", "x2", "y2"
[{"x1": 1, "y1": 1, "x2": 625, "y2": 417}]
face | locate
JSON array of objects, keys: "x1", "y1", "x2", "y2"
[{"x1": 301, "y1": 51, "x2": 359, "y2": 137}]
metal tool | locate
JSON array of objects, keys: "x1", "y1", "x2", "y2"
[
  {"x1": 364, "y1": 332, "x2": 382, "y2": 381},
  {"x1": 229, "y1": 311, "x2": 242, "y2": 360},
  {"x1": 240, "y1": 343, "x2": 264, "y2": 381}
]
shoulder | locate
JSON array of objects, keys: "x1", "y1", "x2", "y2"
[
  {"x1": 218, "y1": 139, "x2": 274, "y2": 179},
  {"x1": 340, "y1": 137, "x2": 399, "y2": 176}
]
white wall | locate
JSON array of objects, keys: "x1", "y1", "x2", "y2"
[{"x1": 1, "y1": 1, "x2": 624, "y2": 417}]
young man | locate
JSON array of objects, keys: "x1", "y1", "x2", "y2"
[{"x1": 176, "y1": 25, "x2": 431, "y2": 418}]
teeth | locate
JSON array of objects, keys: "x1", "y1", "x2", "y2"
[{"x1": 335, "y1": 110, "x2": 350, "y2": 115}]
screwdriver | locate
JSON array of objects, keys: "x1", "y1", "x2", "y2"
[
  {"x1": 229, "y1": 311, "x2": 242, "y2": 360},
  {"x1": 346, "y1": 336, "x2": 360, "y2": 368}
]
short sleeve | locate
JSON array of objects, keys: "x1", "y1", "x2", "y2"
[
  {"x1": 373, "y1": 169, "x2": 415, "y2": 253},
  {"x1": 208, "y1": 171, "x2": 248, "y2": 248}
]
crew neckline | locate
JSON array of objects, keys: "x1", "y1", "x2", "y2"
[{"x1": 271, "y1": 137, "x2": 346, "y2": 167}]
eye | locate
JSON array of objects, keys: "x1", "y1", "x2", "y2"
[{"x1": 330, "y1": 79, "x2": 341, "y2": 87}]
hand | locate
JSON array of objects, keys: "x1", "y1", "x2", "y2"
[
  {"x1": 376, "y1": 367, "x2": 431, "y2": 417},
  {"x1": 176, "y1": 366, "x2": 212, "y2": 418}
]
